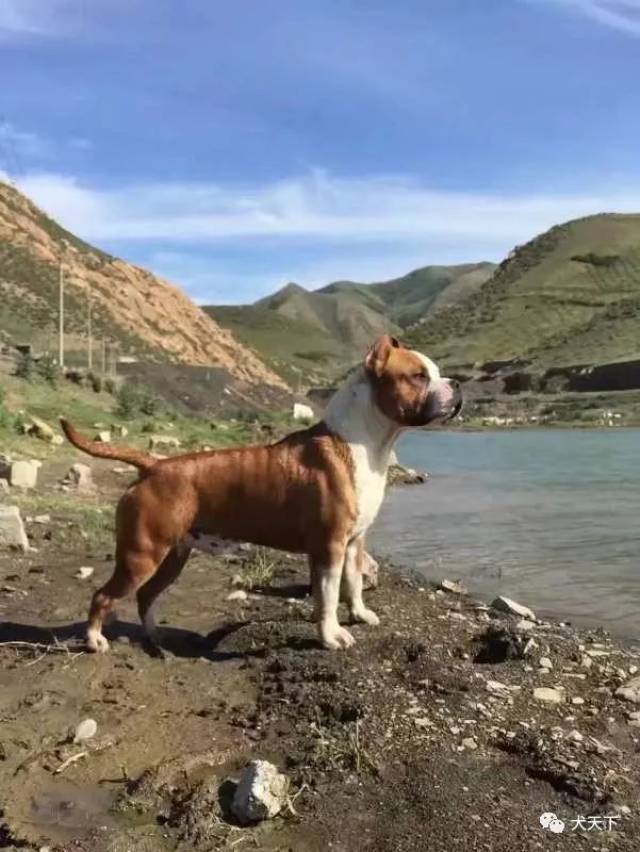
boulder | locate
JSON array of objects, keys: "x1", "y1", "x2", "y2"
[
  {"x1": 95, "y1": 430, "x2": 111, "y2": 443},
  {"x1": 64, "y1": 463, "x2": 95, "y2": 493},
  {"x1": 615, "y1": 676, "x2": 640, "y2": 704},
  {"x1": 9, "y1": 459, "x2": 41, "y2": 489},
  {"x1": 26, "y1": 415, "x2": 56, "y2": 442},
  {"x1": 293, "y1": 403, "x2": 314, "y2": 422},
  {"x1": 111, "y1": 424, "x2": 129, "y2": 438},
  {"x1": 491, "y1": 595, "x2": 537, "y2": 622},
  {"x1": 0, "y1": 505, "x2": 29, "y2": 551},
  {"x1": 231, "y1": 760, "x2": 289, "y2": 824}
]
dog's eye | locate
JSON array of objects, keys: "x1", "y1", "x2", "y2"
[{"x1": 411, "y1": 372, "x2": 428, "y2": 381}]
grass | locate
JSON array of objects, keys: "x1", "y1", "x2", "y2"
[
  {"x1": 11, "y1": 491, "x2": 115, "y2": 548},
  {"x1": 237, "y1": 547, "x2": 278, "y2": 589}
]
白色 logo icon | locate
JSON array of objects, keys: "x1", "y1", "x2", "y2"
[{"x1": 540, "y1": 812, "x2": 565, "y2": 833}]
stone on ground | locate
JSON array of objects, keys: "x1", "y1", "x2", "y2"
[
  {"x1": 95, "y1": 430, "x2": 111, "y2": 443},
  {"x1": 491, "y1": 595, "x2": 536, "y2": 622},
  {"x1": 65, "y1": 463, "x2": 95, "y2": 493},
  {"x1": 148, "y1": 435, "x2": 181, "y2": 451},
  {"x1": 231, "y1": 759, "x2": 289, "y2": 824},
  {"x1": 533, "y1": 687, "x2": 565, "y2": 704},
  {"x1": 27, "y1": 415, "x2": 56, "y2": 442},
  {"x1": 615, "y1": 676, "x2": 640, "y2": 704},
  {"x1": 0, "y1": 505, "x2": 29, "y2": 551},
  {"x1": 9, "y1": 459, "x2": 41, "y2": 489}
]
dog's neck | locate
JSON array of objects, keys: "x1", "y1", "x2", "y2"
[{"x1": 323, "y1": 367, "x2": 399, "y2": 472}]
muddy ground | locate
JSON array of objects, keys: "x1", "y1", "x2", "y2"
[{"x1": 1, "y1": 458, "x2": 639, "y2": 851}]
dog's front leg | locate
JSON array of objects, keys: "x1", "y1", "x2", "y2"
[
  {"x1": 310, "y1": 543, "x2": 355, "y2": 650},
  {"x1": 343, "y1": 536, "x2": 380, "y2": 626}
]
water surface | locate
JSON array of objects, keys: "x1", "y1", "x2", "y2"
[{"x1": 369, "y1": 429, "x2": 640, "y2": 639}]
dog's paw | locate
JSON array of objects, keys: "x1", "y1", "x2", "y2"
[
  {"x1": 86, "y1": 629, "x2": 109, "y2": 653},
  {"x1": 319, "y1": 623, "x2": 356, "y2": 650},
  {"x1": 350, "y1": 606, "x2": 380, "y2": 626}
]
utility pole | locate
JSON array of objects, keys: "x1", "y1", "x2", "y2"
[
  {"x1": 87, "y1": 285, "x2": 93, "y2": 370},
  {"x1": 58, "y1": 260, "x2": 65, "y2": 368}
]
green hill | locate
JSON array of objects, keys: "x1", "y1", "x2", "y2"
[
  {"x1": 406, "y1": 214, "x2": 640, "y2": 372},
  {"x1": 205, "y1": 263, "x2": 495, "y2": 386}
]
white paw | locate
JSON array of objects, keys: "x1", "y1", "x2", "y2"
[
  {"x1": 86, "y1": 629, "x2": 109, "y2": 653},
  {"x1": 351, "y1": 607, "x2": 380, "y2": 626},
  {"x1": 319, "y1": 622, "x2": 356, "y2": 650}
]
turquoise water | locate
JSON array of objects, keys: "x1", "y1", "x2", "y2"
[{"x1": 369, "y1": 429, "x2": 640, "y2": 639}]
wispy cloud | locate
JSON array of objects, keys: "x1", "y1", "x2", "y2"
[
  {"x1": 13, "y1": 168, "x2": 640, "y2": 249},
  {"x1": 0, "y1": 0, "x2": 74, "y2": 37},
  {"x1": 0, "y1": 121, "x2": 49, "y2": 159},
  {"x1": 538, "y1": 0, "x2": 640, "y2": 36}
]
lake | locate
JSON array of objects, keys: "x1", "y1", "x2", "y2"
[{"x1": 369, "y1": 428, "x2": 640, "y2": 640}]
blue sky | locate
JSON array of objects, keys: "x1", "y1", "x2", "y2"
[{"x1": 2, "y1": 0, "x2": 640, "y2": 303}]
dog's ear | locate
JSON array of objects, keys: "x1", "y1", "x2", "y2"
[{"x1": 364, "y1": 335, "x2": 400, "y2": 376}]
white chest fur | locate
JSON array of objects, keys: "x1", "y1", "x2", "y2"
[{"x1": 349, "y1": 443, "x2": 389, "y2": 535}]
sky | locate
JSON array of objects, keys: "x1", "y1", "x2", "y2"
[{"x1": 1, "y1": 0, "x2": 640, "y2": 304}]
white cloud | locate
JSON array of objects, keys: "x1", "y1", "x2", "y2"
[
  {"x1": 0, "y1": 0, "x2": 72, "y2": 37},
  {"x1": 13, "y1": 168, "x2": 640, "y2": 251},
  {"x1": 0, "y1": 121, "x2": 49, "y2": 159},
  {"x1": 537, "y1": 0, "x2": 640, "y2": 36}
]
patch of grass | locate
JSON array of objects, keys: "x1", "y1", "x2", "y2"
[
  {"x1": 309, "y1": 720, "x2": 379, "y2": 775},
  {"x1": 11, "y1": 492, "x2": 115, "y2": 546},
  {"x1": 238, "y1": 547, "x2": 278, "y2": 590},
  {"x1": 572, "y1": 252, "x2": 620, "y2": 267}
]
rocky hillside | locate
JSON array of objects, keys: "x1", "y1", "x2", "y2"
[
  {"x1": 0, "y1": 181, "x2": 288, "y2": 390},
  {"x1": 206, "y1": 263, "x2": 495, "y2": 386},
  {"x1": 408, "y1": 214, "x2": 640, "y2": 373}
]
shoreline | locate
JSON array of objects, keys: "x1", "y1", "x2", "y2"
[{"x1": 1, "y1": 520, "x2": 639, "y2": 850}]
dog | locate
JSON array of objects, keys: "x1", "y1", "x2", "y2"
[{"x1": 60, "y1": 335, "x2": 461, "y2": 652}]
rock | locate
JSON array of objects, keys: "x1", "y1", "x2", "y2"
[
  {"x1": 387, "y1": 460, "x2": 428, "y2": 486},
  {"x1": 293, "y1": 403, "x2": 314, "y2": 422},
  {"x1": 440, "y1": 579, "x2": 467, "y2": 595},
  {"x1": 615, "y1": 676, "x2": 640, "y2": 704},
  {"x1": 462, "y1": 737, "x2": 478, "y2": 750},
  {"x1": 51, "y1": 435, "x2": 64, "y2": 446},
  {"x1": 629, "y1": 665, "x2": 639, "y2": 676},
  {"x1": 231, "y1": 760, "x2": 289, "y2": 824},
  {"x1": 486, "y1": 679, "x2": 509, "y2": 694},
  {"x1": 27, "y1": 415, "x2": 56, "y2": 442},
  {"x1": 0, "y1": 478, "x2": 9, "y2": 494},
  {"x1": 515, "y1": 619, "x2": 537, "y2": 633},
  {"x1": 571, "y1": 696, "x2": 585, "y2": 705},
  {"x1": 75, "y1": 566, "x2": 94, "y2": 580},
  {"x1": 73, "y1": 718, "x2": 98, "y2": 743},
  {"x1": 95, "y1": 430, "x2": 111, "y2": 443},
  {"x1": 111, "y1": 424, "x2": 129, "y2": 438},
  {"x1": 0, "y1": 505, "x2": 29, "y2": 551},
  {"x1": 9, "y1": 459, "x2": 41, "y2": 489},
  {"x1": 227, "y1": 589, "x2": 248, "y2": 602},
  {"x1": 33, "y1": 514, "x2": 51, "y2": 524},
  {"x1": 148, "y1": 435, "x2": 181, "y2": 451},
  {"x1": 65, "y1": 463, "x2": 95, "y2": 493},
  {"x1": 533, "y1": 687, "x2": 565, "y2": 704},
  {"x1": 539, "y1": 657, "x2": 553, "y2": 670},
  {"x1": 491, "y1": 595, "x2": 536, "y2": 621}
]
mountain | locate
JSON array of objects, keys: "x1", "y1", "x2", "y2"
[
  {"x1": 0, "y1": 181, "x2": 288, "y2": 392},
  {"x1": 406, "y1": 214, "x2": 640, "y2": 373},
  {"x1": 205, "y1": 263, "x2": 496, "y2": 386}
]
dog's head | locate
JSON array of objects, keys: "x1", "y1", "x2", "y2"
[{"x1": 364, "y1": 335, "x2": 462, "y2": 427}]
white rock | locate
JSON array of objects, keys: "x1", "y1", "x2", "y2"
[
  {"x1": 629, "y1": 665, "x2": 639, "y2": 676},
  {"x1": 486, "y1": 680, "x2": 509, "y2": 694},
  {"x1": 227, "y1": 589, "x2": 248, "y2": 602},
  {"x1": 491, "y1": 595, "x2": 536, "y2": 621},
  {"x1": 567, "y1": 729, "x2": 583, "y2": 742},
  {"x1": 534, "y1": 687, "x2": 565, "y2": 704},
  {"x1": 292, "y1": 403, "x2": 314, "y2": 422},
  {"x1": 33, "y1": 514, "x2": 51, "y2": 524},
  {"x1": 539, "y1": 657, "x2": 553, "y2": 670},
  {"x1": 73, "y1": 718, "x2": 98, "y2": 743},
  {"x1": 616, "y1": 676, "x2": 640, "y2": 704},
  {"x1": 0, "y1": 505, "x2": 29, "y2": 551},
  {"x1": 66, "y1": 463, "x2": 95, "y2": 493},
  {"x1": 10, "y1": 459, "x2": 40, "y2": 489},
  {"x1": 571, "y1": 697, "x2": 585, "y2": 705},
  {"x1": 462, "y1": 737, "x2": 478, "y2": 750},
  {"x1": 231, "y1": 760, "x2": 289, "y2": 824},
  {"x1": 95, "y1": 430, "x2": 111, "y2": 443},
  {"x1": 0, "y1": 478, "x2": 9, "y2": 494},
  {"x1": 148, "y1": 435, "x2": 181, "y2": 451},
  {"x1": 75, "y1": 566, "x2": 95, "y2": 580},
  {"x1": 515, "y1": 619, "x2": 537, "y2": 633},
  {"x1": 440, "y1": 579, "x2": 467, "y2": 595}
]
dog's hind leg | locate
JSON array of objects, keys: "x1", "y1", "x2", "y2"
[
  {"x1": 136, "y1": 544, "x2": 191, "y2": 650},
  {"x1": 86, "y1": 543, "x2": 170, "y2": 653},
  {"x1": 342, "y1": 536, "x2": 379, "y2": 626}
]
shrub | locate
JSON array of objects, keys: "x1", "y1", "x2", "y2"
[
  {"x1": 571, "y1": 252, "x2": 620, "y2": 267},
  {"x1": 36, "y1": 354, "x2": 60, "y2": 386},
  {"x1": 14, "y1": 352, "x2": 36, "y2": 382},
  {"x1": 104, "y1": 377, "x2": 116, "y2": 395},
  {"x1": 114, "y1": 382, "x2": 140, "y2": 419},
  {"x1": 87, "y1": 371, "x2": 103, "y2": 393},
  {"x1": 0, "y1": 386, "x2": 10, "y2": 429}
]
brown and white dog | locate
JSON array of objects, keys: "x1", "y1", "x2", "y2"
[{"x1": 60, "y1": 335, "x2": 461, "y2": 653}]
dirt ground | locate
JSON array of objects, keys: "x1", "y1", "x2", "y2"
[{"x1": 1, "y1": 458, "x2": 639, "y2": 851}]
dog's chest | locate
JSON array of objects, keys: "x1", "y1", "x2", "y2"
[{"x1": 349, "y1": 444, "x2": 388, "y2": 535}]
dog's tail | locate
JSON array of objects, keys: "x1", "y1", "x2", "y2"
[{"x1": 60, "y1": 418, "x2": 156, "y2": 472}]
